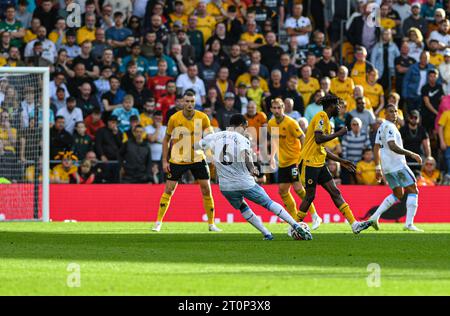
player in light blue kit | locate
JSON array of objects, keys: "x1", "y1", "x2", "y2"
[
  {"x1": 370, "y1": 104, "x2": 424, "y2": 232},
  {"x1": 197, "y1": 114, "x2": 312, "y2": 240}
]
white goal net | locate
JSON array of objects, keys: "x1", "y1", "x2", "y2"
[{"x1": 0, "y1": 67, "x2": 49, "y2": 221}]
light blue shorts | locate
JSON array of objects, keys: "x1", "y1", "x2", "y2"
[
  {"x1": 221, "y1": 184, "x2": 274, "y2": 211},
  {"x1": 385, "y1": 166, "x2": 416, "y2": 189}
]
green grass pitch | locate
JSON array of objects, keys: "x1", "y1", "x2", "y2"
[{"x1": 0, "y1": 222, "x2": 449, "y2": 295}]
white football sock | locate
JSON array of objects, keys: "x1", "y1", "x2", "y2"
[
  {"x1": 405, "y1": 193, "x2": 418, "y2": 226},
  {"x1": 370, "y1": 194, "x2": 399, "y2": 220},
  {"x1": 268, "y1": 201, "x2": 297, "y2": 226},
  {"x1": 241, "y1": 209, "x2": 271, "y2": 236}
]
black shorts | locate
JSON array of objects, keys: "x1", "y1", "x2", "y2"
[
  {"x1": 278, "y1": 164, "x2": 300, "y2": 183},
  {"x1": 167, "y1": 160, "x2": 210, "y2": 182},
  {"x1": 299, "y1": 161, "x2": 333, "y2": 188}
]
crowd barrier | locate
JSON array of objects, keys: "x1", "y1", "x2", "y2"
[{"x1": 42, "y1": 185, "x2": 450, "y2": 223}]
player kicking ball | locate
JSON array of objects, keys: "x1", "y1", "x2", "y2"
[
  {"x1": 197, "y1": 114, "x2": 312, "y2": 240},
  {"x1": 369, "y1": 104, "x2": 424, "y2": 232},
  {"x1": 298, "y1": 95, "x2": 373, "y2": 234}
]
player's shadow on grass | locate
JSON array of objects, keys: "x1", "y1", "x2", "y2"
[{"x1": 1, "y1": 231, "x2": 450, "y2": 271}]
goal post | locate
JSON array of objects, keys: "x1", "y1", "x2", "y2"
[{"x1": 0, "y1": 67, "x2": 50, "y2": 222}]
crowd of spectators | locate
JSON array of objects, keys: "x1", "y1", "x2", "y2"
[{"x1": 1, "y1": 0, "x2": 450, "y2": 186}]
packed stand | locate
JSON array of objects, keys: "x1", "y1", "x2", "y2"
[{"x1": 0, "y1": 0, "x2": 450, "y2": 186}]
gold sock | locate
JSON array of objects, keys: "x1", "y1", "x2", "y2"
[
  {"x1": 280, "y1": 192, "x2": 299, "y2": 221},
  {"x1": 157, "y1": 192, "x2": 172, "y2": 222},
  {"x1": 339, "y1": 203, "x2": 356, "y2": 224},
  {"x1": 202, "y1": 195, "x2": 215, "y2": 225},
  {"x1": 295, "y1": 188, "x2": 318, "y2": 216}
]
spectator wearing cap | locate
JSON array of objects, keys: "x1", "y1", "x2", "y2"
[
  {"x1": 403, "y1": 2, "x2": 428, "y2": 38},
  {"x1": 402, "y1": 51, "x2": 438, "y2": 112},
  {"x1": 148, "y1": 42, "x2": 178, "y2": 77},
  {"x1": 76, "y1": 82, "x2": 102, "y2": 118},
  {"x1": 106, "y1": 12, "x2": 133, "y2": 50},
  {"x1": 129, "y1": 75, "x2": 153, "y2": 112},
  {"x1": 32, "y1": 0, "x2": 58, "y2": 35},
  {"x1": 157, "y1": 80, "x2": 177, "y2": 122},
  {"x1": 400, "y1": 110, "x2": 431, "y2": 172},
  {"x1": 119, "y1": 42, "x2": 150, "y2": 74},
  {"x1": 169, "y1": 1, "x2": 189, "y2": 28},
  {"x1": 216, "y1": 92, "x2": 239, "y2": 130},
  {"x1": 123, "y1": 115, "x2": 147, "y2": 143},
  {"x1": 84, "y1": 108, "x2": 105, "y2": 141},
  {"x1": 427, "y1": 39, "x2": 444, "y2": 67},
  {"x1": 77, "y1": 13, "x2": 97, "y2": 45},
  {"x1": 56, "y1": 96, "x2": 83, "y2": 135},
  {"x1": 50, "y1": 116, "x2": 74, "y2": 161},
  {"x1": 95, "y1": 115, "x2": 123, "y2": 183},
  {"x1": 24, "y1": 25, "x2": 57, "y2": 63},
  {"x1": 421, "y1": 69, "x2": 444, "y2": 133},
  {"x1": 186, "y1": 15, "x2": 205, "y2": 62},
  {"x1": 176, "y1": 64, "x2": 206, "y2": 108},
  {"x1": 284, "y1": 3, "x2": 311, "y2": 48},
  {"x1": 112, "y1": 94, "x2": 140, "y2": 133},
  {"x1": 195, "y1": 1, "x2": 217, "y2": 45}
]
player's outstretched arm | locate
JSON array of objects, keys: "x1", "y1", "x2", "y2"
[
  {"x1": 325, "y1": 149, "x2": 356, "y2": 173},
  {"x1": 387, "y1": 141, "x2": 422, "y2": 164},
  {"x1": 162, "y1": 134, "x2": 171, "y2": 173},
  {"x1": 314, "y1": 127, "x2": 348, "y2": 144}
]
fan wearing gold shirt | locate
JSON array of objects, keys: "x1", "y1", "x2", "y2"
[
  {"x1": 268, "y1": 98, "x2": 323, "y2": 230},
  {"x1": 153, "y1": 90, "x2": 221, "y2": 233},
  {"x1": 298, "y1": 95, "x2": 373, "y2": 234}
]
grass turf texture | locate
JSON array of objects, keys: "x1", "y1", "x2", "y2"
[{"x1": 0, "y1": 222, "x2": 449, "y2": 295}]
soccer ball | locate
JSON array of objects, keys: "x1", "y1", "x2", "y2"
[{"x1": 289, "y1": 222, "x2": 311, "y2": 240}]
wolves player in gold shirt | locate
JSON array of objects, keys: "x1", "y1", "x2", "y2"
[
  {"x1": 299, "y1": 95, "x2": 373, "y2": 234},
  {"x1": 268, "y1": 98, "x2": 322, "y2": 229},
  {"x1": 153, "y1": 90, "x2": 221, "y2": 232}
]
